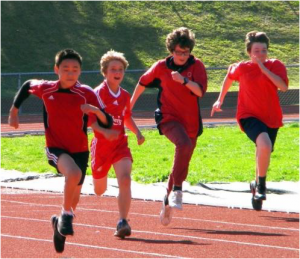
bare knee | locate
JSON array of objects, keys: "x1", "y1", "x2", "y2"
[
  {"x1": 256, "y1": 134, "x2": 272, "y2": 154},
  {"x1": 94, "y1": 186, "x2": 106, "y2": 196},
  {"x1": 118, "y1": 173, "x2": 131, "y2": 190},
  {"x1": 65, "y1": 168, "x2": 82, "y2": 185}
]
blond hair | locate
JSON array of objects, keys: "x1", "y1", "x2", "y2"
[{"x1": 100, "y1": 50, "x2": 129, "y2": 76}]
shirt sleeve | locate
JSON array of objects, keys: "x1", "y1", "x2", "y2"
[
  {"x1": 13, "y1": 79, "x2": 44, "y2": 108},
  {"x1": 193, "y1": 60, "x2": 208, "y2": 95},
  {"x1": 227, "y1": 62, "x2": 241, "y2": 81},
  {"x1": 270, "y1": 60, "x2": 289, "y2": 86},
  {"x1": 138, "y1": 61, "x2": 160, "y2": 88}
]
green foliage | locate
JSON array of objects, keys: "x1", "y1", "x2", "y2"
[
  {"x1": 1, "y1": 123, "x2": 298, "y2": 184},
  {"x1": 2, "y1": 1, "x2": 299, "y2": 73}
]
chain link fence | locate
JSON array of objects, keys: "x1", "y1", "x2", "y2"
[{"x1": 1, "y1": 65, "x2": 299, "y2": 117}]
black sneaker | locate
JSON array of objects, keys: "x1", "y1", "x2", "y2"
[
  {"x1": 51, "y1": 215, "x2": 66, "y2": 253},
  {"x1": 57, "y1": 213, "x2": 74, "y2": 236},
  {"x1": 254, "y1": 184, "x2": 267, "y2": 201},
  {"x1": 114, "y1": 219, "x2": 131, "y2": 238}
]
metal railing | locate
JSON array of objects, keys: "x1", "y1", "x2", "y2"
[{"x1": 1, "y1": 65, "x2": 299, "y2": 116}]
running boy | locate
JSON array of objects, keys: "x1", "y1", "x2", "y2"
[
  {"x1": 130, "y1": 27, "x2": 207, "y2": 226},
  {"x1": 211, "y1": 31, "x2": 288, "y2": 202},
  {"x1": 8, "y1": 49, "x2": 113, "y2": 253},
  {"x1": 81, "y1": 50, "x2": 145, "y2": 238}
]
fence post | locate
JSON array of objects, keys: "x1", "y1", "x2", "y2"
[{"x1": 18, "y1": 74, "x2": 22, "y2": 114}]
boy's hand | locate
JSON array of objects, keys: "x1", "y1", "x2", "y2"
[
  {"x1": 81, "y1": 104, "x2": 99, "y2": 114},
  {"x1": 171, "y1": 71, "x2": 184, "y2": 84},
  {"x1": 8, "y1": 107, "x2": 19, "y2": 129},
  {"x1": 136, "y1": 131, "x2": 145, "y2": 145},
  {"x1": 211, "y1": 100, "x2": 223, "y2": 117}
]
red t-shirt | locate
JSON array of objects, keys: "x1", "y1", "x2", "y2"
[
  {"x1": 29, "y1": 80, "x2": 104, "y2": 153},
  {"x1": 139, "y1": 55, "x2": 207, "y2": 138},
  {"x1": 93, "y1": 80, "x2": 131, "y2": 144},
  {"x1": 228, "y1": 59, "x2": 288, "y2": 129}
]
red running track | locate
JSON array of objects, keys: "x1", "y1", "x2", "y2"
[{"x1": 1, "y1": 188, "x2": 299, "y2": 258}]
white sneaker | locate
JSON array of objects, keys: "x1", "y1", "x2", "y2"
[
  {"x1": 169, "y1": 190, "x2": 183, "y2": 210},
  {"x1": 159, "y1": 196, "x2": 173, "y2": 226}
]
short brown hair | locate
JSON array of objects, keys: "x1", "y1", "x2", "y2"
[
  {"x1": 166, "y1": 27, "x2": 195, "y2": 53},
  {"x1": 100, "y1": 50, "x2": 129, "y2": 76},
  {"x1": 245, "y1": 31, "x2": 270, "y2": 53}
]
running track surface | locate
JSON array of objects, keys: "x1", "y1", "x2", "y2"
[{"x1": 1, "y1": 188, "x2": 299, "y2": 258}]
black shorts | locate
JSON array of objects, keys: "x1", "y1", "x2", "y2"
[
  {"x1": 239, "y1": 117, "x2": 279, "y2": 152},
  {"x1": 46, "y1": 147, "x2": 89, "y2": 185}
]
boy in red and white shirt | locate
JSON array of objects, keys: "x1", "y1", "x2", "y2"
[
  {"x1": 81, "y1": 50, "x2": 145, "y2": 238},
  {"x1": 211, "y1": 31, "x2": 288, "y2": 202},
  {"x1": 9, "y1": 49, "x2": 112, "y2": 253}
]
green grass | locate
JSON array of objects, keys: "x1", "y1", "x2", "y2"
[
  {"x1": 2, "y1": 1, "x2": 299, "y2": 72},
  {"x1": 1, "y1": 123, "x2": 299, "y2": 184},
  {"x1": 1, "y1": 1, "x2": 299, "y2": 104}
]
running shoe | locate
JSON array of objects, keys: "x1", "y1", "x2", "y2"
[
  {"x1": 114, "y1": 219, "x2": 131, "y2": 238},
  {"x1": 160, "y1": 195, "x2": 173, "y2": 226},
  {"x1": 51, "y1": 215, "x2": 66, "y2": 253},
  {"x1": 57, "y1": 213, "x2": 74, "y2": 236},
  {"x1": 169, "y1": 190, "x2": 183, "y2": 210},
  {"x1": 254, "y1": 184, "x2": 267, "y2": 201}
]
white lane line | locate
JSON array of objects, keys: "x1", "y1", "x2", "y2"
[
  {"x1": 2, "y1": 215, "x2": 299, "y2": 252},
  {"x1": 2, "y1": 199, "x2": 298, "y2": 232},
  {"x1": 1, "y1": 234, "x2": 181, "y2": 258}
]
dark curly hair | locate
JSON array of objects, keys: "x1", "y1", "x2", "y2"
[{"x1": 166, "y1": 27, "x2": 195, "y2": 53}]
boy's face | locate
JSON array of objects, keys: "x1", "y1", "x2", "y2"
[
  {"x1": 172, "y1": 45, "x2": 190, "y2": 66},
  {"x1": 105, "y1": 60, "x2": 125, "y2": 86},
  {"x1": 54, "y1": 59, "x2": 81, "y2": 88},
  {"x1": 249, "y1": 42, "x2": 268, "y2": 64}
]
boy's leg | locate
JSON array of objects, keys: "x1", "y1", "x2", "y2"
[
  {"x1": 93, "y1": 176, "x2": 108, "y2": 196},
  {"x1": 160, "y1": 121, "x2": 197, "y2": 210},
  {"x1": 113, "y1": 158, "x2": 132, "y2": 220},
  {"x1": 256, "y1": 132, "x2": 272, "y2": 178},
  {"x1": 71, "y1": 185, "x2": 83, "y2": 211},
  {"x1": 57, "y1": 153, "x2": 82, "y2": 214},
  {"x1": 160, "y1": 121, "x2": 197, "y2": 193},
  {"x1": 240, "y1": 117, "x2": 278, "y2": 200},
  {"x1": 113, "y1": 158, "x2": 132, "y2": 238}
]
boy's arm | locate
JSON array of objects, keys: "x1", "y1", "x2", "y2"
[
  {"x1": 211, "y1": 73, "x2": 234, "y2": 117},
  {"x1": 255, "y1": 58, "x2": 288, "y2": 92},
  {"x1": 9, "y1": 80, "x2": 32, "y2": 129},
  {"x1": 130, "y1": 84, "x2": 146, "y2": 110},
  {"x1": 95, "y1": 108, "x2": 113, "y2": 128},
  {"x1": 90, "y1": 122, "x2": 120, "y2": 141},
  {"x1": 171, "y1": 71, "x2": 203, "y2": 97},
  {"x1": 81, "y1": 104, "x2": 113, "y2": 129},
  {"x1": 124, "y1": 116, "x2": 145, "y2": 145}
]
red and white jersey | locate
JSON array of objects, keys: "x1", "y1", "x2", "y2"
[
  {"x1": 93, "y1": 80, "x2": 131, "y2": 143},
  {"x1": 29, "y1": 80, "x2": 105, "y2": 153}
]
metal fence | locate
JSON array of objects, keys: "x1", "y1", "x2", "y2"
[{"x1": 1, "y1": 65, "x2": 299, "y2": 116}]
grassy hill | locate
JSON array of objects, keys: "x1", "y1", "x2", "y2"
[{"x1": 2, "y1": 1, "x2": 299, "y2": 73}]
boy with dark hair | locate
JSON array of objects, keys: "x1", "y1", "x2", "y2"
[
  {"x1": 211, "y1": 31, "x2": 288, "y2": 207},
  {"x1": 130, "y1": 27, "x2": 207, "y2": 226},
  {"x1": 8, "y1": 49, "x2": 113, "y2": 253},
  {"x1": 81, "y1": 50, "x2": 145, "y2": 238}
]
